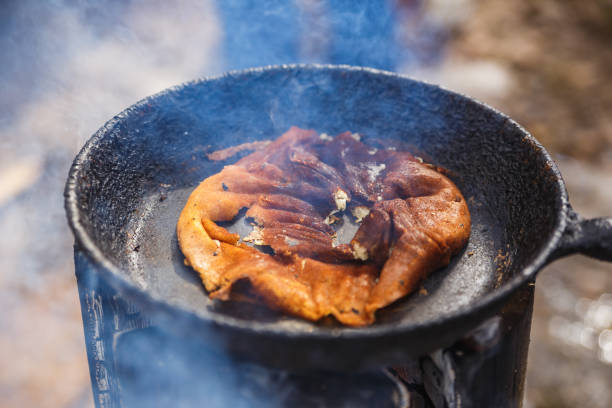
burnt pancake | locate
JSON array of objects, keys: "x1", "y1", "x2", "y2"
[{"x1": 177, "y1": 127, "x2": 470, "y2": 326}]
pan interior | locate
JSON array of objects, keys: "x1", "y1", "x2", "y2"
[
  {"x1": 126, "y1": 183, "x2": 497, "y2": 330},
  {"x1": 73, "y1": 66, "x2": 562, "y2": 333}
]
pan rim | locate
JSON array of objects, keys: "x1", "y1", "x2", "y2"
[{"x1": 64, "y1": 63, "x2": 569, "y2": 339}]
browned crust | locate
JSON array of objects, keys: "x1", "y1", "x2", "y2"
[
  {"x1": 207, "y1": 140, "x2": 272, "y2": 161},
  {"x1": 177, "y1": 127, "x2": 471, "y2": 326}
]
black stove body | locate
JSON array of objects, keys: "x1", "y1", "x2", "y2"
[{"x1": 76, "y1": 247, "x2": 533, "y2": 408}]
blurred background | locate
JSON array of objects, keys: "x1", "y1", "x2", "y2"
[{"x1": 0, "y1": 0, "x2": 611, "y2": 406}]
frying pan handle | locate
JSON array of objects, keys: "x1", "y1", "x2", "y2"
[{"x1": 550, "y1": 209, "x2": 612, "y2": 262}]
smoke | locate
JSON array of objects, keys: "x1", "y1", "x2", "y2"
[
  {"x1": 1, "y1": 0, "x2": 221, "y2": 157},
  {"x1": 0, "y1": 1, "x2": 458, "y2": 406},
  {"x1": 0, "y1": 1, "x2": 221, "y2": 407},
  {"x1": 218, "y1": 0, "x2": 406, "y2": 70}
]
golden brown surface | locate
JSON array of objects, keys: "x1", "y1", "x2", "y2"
[{"x1": 177, "y1": 127, "x2": 471, "y2": 325}]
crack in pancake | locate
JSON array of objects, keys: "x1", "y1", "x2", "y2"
[{"x1": 177, "y1": 127, "x2": 471, "y2": 326}]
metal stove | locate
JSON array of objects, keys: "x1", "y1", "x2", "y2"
[{"x1": 75, "y1": 247, "x2": 533, "y2": 408}]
